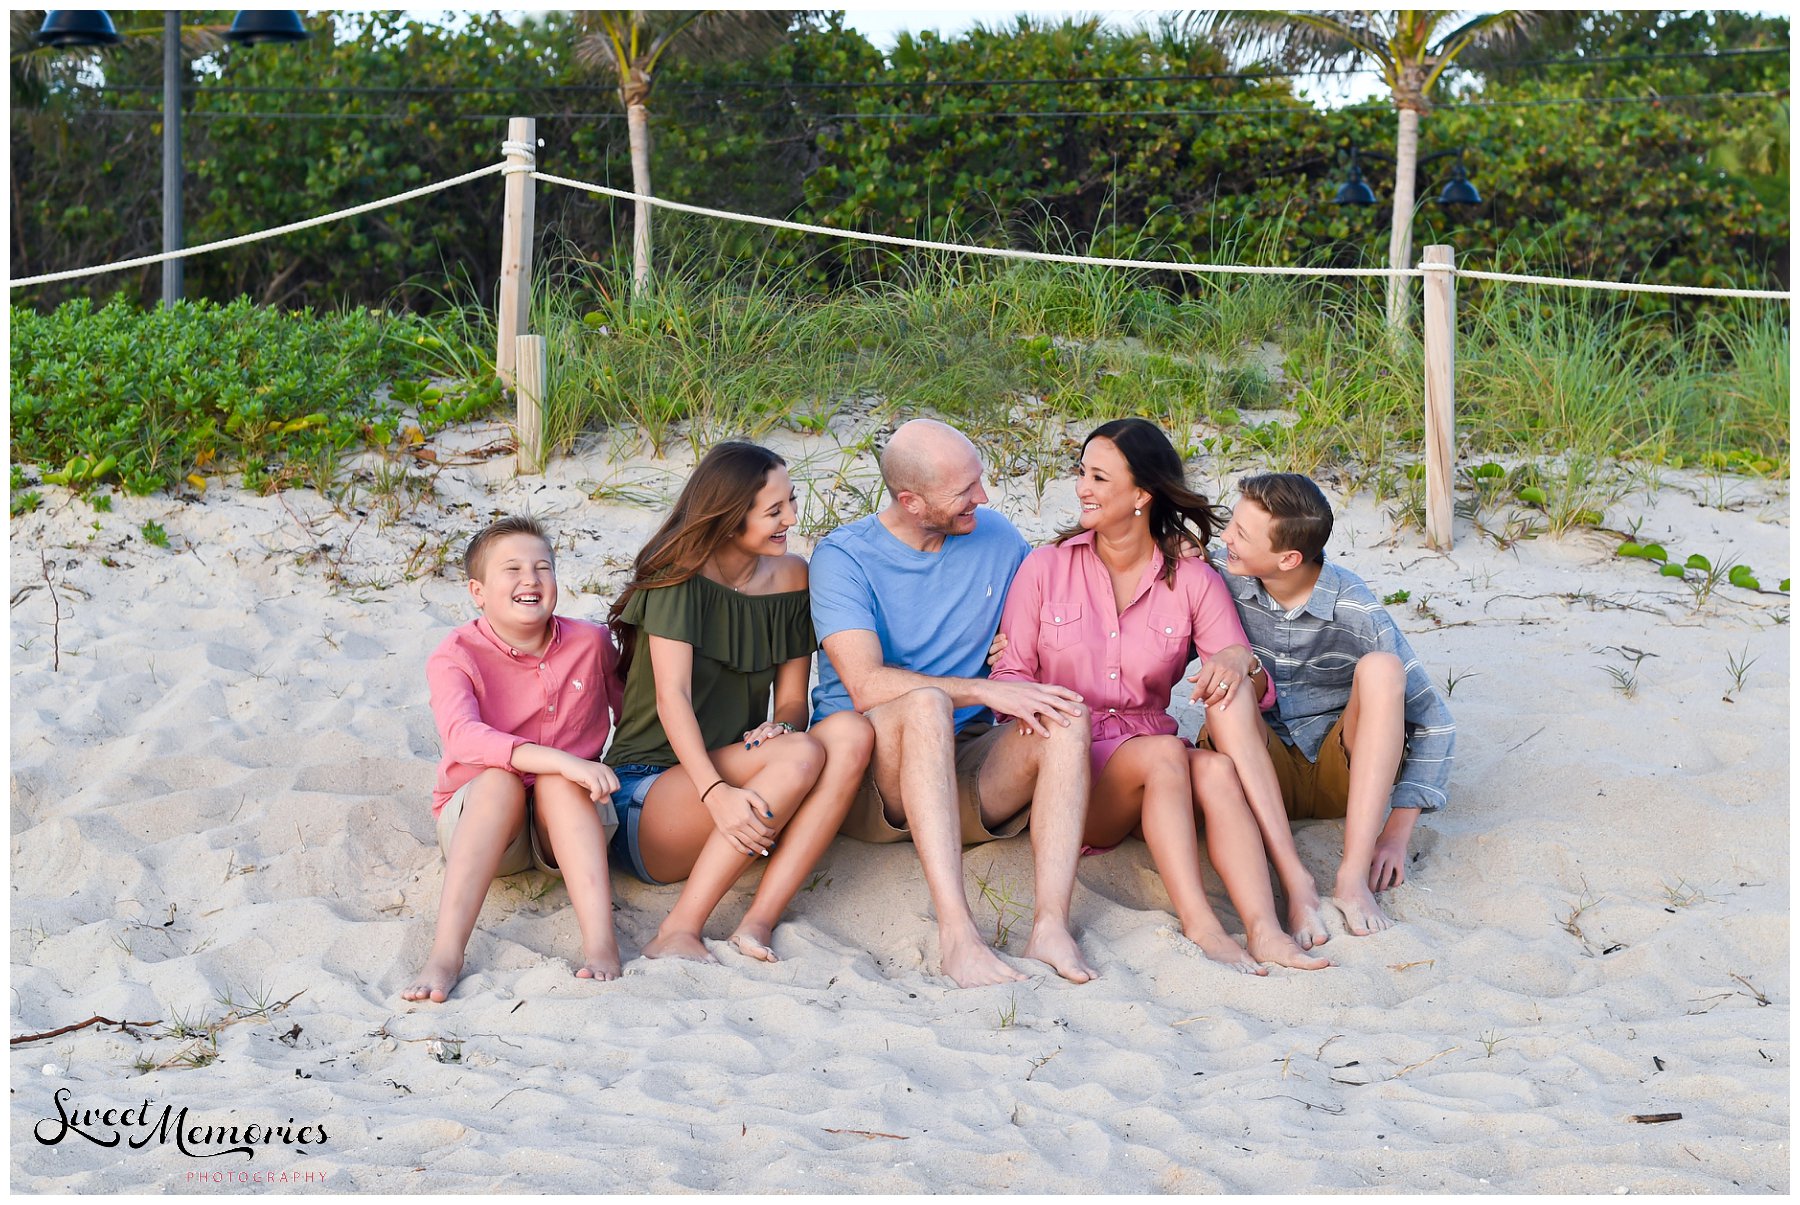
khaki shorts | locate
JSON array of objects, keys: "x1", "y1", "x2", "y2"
[
  {"x1": 840, "y1": 720, "x2": 1032, "y2": 845},
  {"x1": 1199, "y1": 716, "x2": 1357, "y2": 822},
  {"x1": 435, "y1": 778, "x2": 619, "y2": 876}
]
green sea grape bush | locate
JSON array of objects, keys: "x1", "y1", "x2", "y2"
[
  {"x1": 1616, "y1": 541, "x2": 1786, "y2": 600},
  {"x1": 9, "y1": 296, "x2": 487, "y2": 496}
]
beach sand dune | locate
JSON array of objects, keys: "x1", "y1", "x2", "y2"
[{"x1": 10, "y1": 423, "x2": 1787, "y2": 1192}]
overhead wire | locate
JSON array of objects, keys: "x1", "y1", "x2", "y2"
[{"x1": 58, "y1": 89, "x2": 1787, "y2": 124}]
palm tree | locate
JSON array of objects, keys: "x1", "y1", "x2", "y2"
[
  {"x1": 1197, "y1": 10, "x2": 1552, "y2": 327},
  {"x1": 574, "y1": 11, "x2": 808, "y2": 295}
]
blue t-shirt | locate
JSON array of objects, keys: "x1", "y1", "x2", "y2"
[{"x1": 809, "y1": 508, "x2": 1031, "y2": 731}]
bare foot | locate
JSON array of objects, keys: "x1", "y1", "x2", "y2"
[
  {"x1": 575, "y1": 943, "x2": 623, "y2": 981},
  {"x1": 1183, "y1": 927, "x2": 1268, "y2": 976},
  {"x1": 1287, "y1": 889, "x2": 1332, "y2": 951},
  {"x1": 642, "y1": 930, "x2": 718, "y2": 964},
  {"x1": 401, "y1": 951, "x2": 464, "y2": 1003},
  {"x1": 1021, "y1": 921, "x2": 1097, "y2": 984},
  {"x1": 941, "y1": 933, "x2": 1027, "y2": 988},
  {"x1": 728, "y1": 922, "x2": 779, "y2": 964},
  {"x1": 1329, "y1": 880, "x2": 1395, "y2": 937},
  {"x1": 1245, "y1": 922, "x2": 1332, "y2": 971}
]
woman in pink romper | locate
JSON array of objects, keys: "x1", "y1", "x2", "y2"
[{"x1": 991, "y1": 419, "x2": 1327, "y2": 973}]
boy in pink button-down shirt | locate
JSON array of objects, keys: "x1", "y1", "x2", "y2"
[{"x1": 403, "y1": 516, "x2": 623, "y2": 1004}]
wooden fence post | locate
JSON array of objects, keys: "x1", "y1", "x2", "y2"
[
  {"x1": 496, "y1": 117, "x2": 537, "y2": 390},
  {"x1": 1421, "y1": 244, "x2": 1456, "y2": 551},
  {"x1": 515, "y1": 335, "x2": 548, "y2": 474}
]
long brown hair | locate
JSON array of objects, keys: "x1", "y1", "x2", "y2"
[
  {"x1": 1055, "y1": 418, "x2": 1229, "y2": 589},
  {"x1": 608, "y1": 441, "x2": 787, "y2": 677}
]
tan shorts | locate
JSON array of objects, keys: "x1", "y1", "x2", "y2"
[
  {"x1": 1199, "y1": 716, "x2": 1355, "y2": 822},
  {"x1": 435, "y1": 778, "x2": 619, "y2": 877},
  {"x1": 840, "y1": 720, "x2": 1032, "y2": 845}
]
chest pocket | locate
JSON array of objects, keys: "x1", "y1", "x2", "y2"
[
  {"x1": 1145, "y1": 604, "x2": 1191, "y2": 663},
  {"x1": 1039, "y1": 602, "x2": 1084, "y2": 652}
]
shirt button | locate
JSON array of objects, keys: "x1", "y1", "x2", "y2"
[
  {"x1": 1053, "y1": 616, "x2": 1062, "y2": 624},
  {"x1": 1109, "y1": 631, "x2": 1117, "y2": 638},
  {"x1": 547, "y1": 704, "x2": 556, "y2": 713},
  {"x1": 1164, "y1": 626, "x2": 1174, "y2": 634},
  {"x1": 1109, "y1": 672, "x2": 1117, "y2": 680},
  {"x1": 1108, "y1": 708, "x2": 1117, "y2": 715}
]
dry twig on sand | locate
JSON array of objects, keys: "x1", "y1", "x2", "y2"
[
  {"x1": 38, "y1": 551, "x2": 62, "y2": 671},
  {"x1": 12, "y1": 1015, "x2": 161, "y2": 1046}
]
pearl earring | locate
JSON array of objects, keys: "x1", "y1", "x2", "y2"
[{"x1": 1134, "y1": 505, "x2": 1143, "y2": 516}]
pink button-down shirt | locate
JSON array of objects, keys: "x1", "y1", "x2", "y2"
[
  {"x1": 991, "y1": 532, "x2": 1274, "y2": 780},
  {"x1": 426, "y1": 616, "x2": 622, "y2": 815}
]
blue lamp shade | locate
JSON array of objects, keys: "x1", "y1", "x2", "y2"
[
  {"x1": 34, "y1": 11, "x2": 124, "y2": 47},
  {"x1": 1333, "y1": 164, "x2": 1377, "y2": 206},
  {"x1": 223, "y1": 11, "x2": 311, "y2": 44},
  {"x1": 1438, "y1": 162, "x2": 1482, "y2": 206}
]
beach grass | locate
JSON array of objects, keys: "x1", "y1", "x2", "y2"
[{"x1": 9, "y1": 231, "x2": 1788, "y2": 504}]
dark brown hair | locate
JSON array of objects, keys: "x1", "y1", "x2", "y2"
[
  {"x1": 1236, "y1": 472, "x2": 1333, "y2": 564},
  {"x1": 465, "y1": 514, "x2": 551, "y2": 581},
  {"x1": 1056, "y1": 418, "x2": 1229, "y2": 589},
  {"x1": 607, "y1": 441, "x2": 786, "y2": 676}
]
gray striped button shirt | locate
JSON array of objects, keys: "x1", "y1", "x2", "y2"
[{"x1": 1216, "y1": 555, "x2": 1455, "y2": 812}]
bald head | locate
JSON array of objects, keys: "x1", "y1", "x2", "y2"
[{"x1": 880, "y1": 419, "x2": 979, "y2": 499}]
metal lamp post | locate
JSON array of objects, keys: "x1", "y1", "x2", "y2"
[
  {"x1": 1333, "y1": 145, "x2": 1483, "y2": 209},
  {"x1": 35, "y1": 10, "x2": 310, "y2": 309}
]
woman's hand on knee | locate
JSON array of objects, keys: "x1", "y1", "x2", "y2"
[
  {"x1": 704, "y1": 783, "x2": 776, "y2": 856},
  {"x1": 741, "y1": 719, "x2": 796, "y2": 749}
]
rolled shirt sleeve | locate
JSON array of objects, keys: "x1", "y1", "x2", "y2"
[{"x1": 427, "y1": 649, "x2": 530, "y2": 773}]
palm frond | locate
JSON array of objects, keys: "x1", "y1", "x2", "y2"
[{"x1": 1189, "y1": 10, "x2": 1393, "y2": 75}]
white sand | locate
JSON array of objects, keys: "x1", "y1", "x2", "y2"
[{"x1": 10, "y1": 419, "x2": 1789, "y2": 1192}]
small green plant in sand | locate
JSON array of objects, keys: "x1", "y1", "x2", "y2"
[
  {"x1": 1597, "y1": 646, "x2": 1654, "y2": 698},
  {"x1": 973, "y1": 863, "x2": 1028, "y2": 951},
  {"x1": 1477, "y1": 1029, "x2": 1506, "y2": 1058},
  {"x1": 1381, "y1": 589, "x2": 1411, "y2": 606},
  {"x1": 1441, "y1": 667, "x2": 1479, "y2": 698},
  {"x1": 996, "y1": 994, "x2": 1019, "y2": 1030},
  {"x1": 1724, "y1": 646, "x2": 1759, "y2": 698},
  {"x1": 128, "y1": 984, "x2": 303, "y2": 1075},
  {"x1": 139, "y1": 520, "x2": 169, "y2": 549},
  {"x1": 801, "y1": 870, "x2": 832, "y2": 893},
  {"x1": 1615, "y1": 542, "x2": 1783, "y2": 604}
]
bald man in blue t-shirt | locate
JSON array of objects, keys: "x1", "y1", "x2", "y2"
[{"x1": 810, "y1": 419, "x2": 1095, "y2": 989}]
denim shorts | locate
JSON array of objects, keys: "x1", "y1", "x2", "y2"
[{"x1": 607, "y1": 763, "x2": 673, "y2": 885}]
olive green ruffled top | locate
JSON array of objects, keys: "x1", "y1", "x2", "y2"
[{"x1": 604, "y1": 574, "x2": 816, "y2": 769}]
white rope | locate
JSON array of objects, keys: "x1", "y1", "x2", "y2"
[
  {"x1": 9, "y1": 161, "x2": 510, "y2": 289},
  {"x1": 1446, "y1": 264, "x2": 1788, "y2": 301},
  {"x1": 539, "y1": 170, "x2": 1791, "y2": 300},
  {"x1": 532, "y1": 170, "x2": 1418, "y2": 278}
]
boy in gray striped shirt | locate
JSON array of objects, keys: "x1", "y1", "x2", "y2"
[{"x1": 1198, "y1": 473, "x2": 1455, "y2": 951}]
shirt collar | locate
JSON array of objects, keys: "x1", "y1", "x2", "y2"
[
  {"x1": 1067, "y1": 529, "x2": 1168, "y2": 597},
  {"x1": 1227, "y1": 554, "x2": 1341, "y2": 619},
  {"x1": 475, "y1": 615, "x2": 560, "y2": 658},
  {"x1": 1297, "y1": 559, "x2": 1346, "y2": 619}
]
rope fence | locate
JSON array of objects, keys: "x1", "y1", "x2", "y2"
[
  {"x1": 8, "y1": 162, "x2": 510, "y2": 290},
  {"x1": 8, "y1": 131, "x2": 1791, "y2": 551},
  {"x1": 9, "y1": 152, "x2": 1788, "y2": 300}
]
